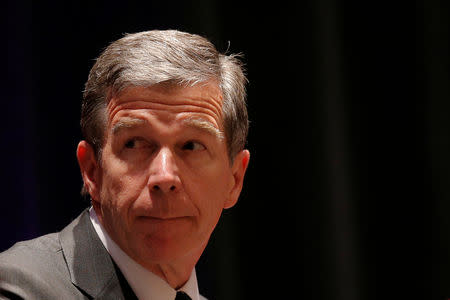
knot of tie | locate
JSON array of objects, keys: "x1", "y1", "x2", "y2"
[{"x1": 175, "y1": 291, "x2": 192, "y2": 300}]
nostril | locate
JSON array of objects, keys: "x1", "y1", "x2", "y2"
[{"x1": 151, "y1": 184, "x2": 177, "y2": 192}]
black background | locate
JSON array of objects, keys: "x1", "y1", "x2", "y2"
[{"x1": 0, "y1": 1, "x2": 443, "y2": 299}]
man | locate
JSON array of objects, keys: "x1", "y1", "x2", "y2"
[{"x1": 0, "y1": 30, "x2": 250, "y2": 300}]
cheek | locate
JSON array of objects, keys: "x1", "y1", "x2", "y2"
[
  {"x1": 100, "y1": 160, "x2": 149, "y2": 212},
  {"x1": 188, "y1": 166, "x2": 233, "y2": 220}
]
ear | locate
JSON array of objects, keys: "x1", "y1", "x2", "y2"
[
  {"x1": 224, "y1": 149, "x2": 250, "y2": 209},
  {"x1": 76, "y1": 140, "x2": 101, "y2": 203}
]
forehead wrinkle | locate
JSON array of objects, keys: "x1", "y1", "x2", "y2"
[
  {"x1": 114, "y1": 100, "x2": 221, "y2": 121},
  {"x1": 182, "y1": 117, "x2": 224, "y2": 140},
  {"x1": 108, "y1": 87, "x2": 224, "y2": 126},
  {"x1": 112, "y1": 117, "x2": 148, "y2": 135},
  {"x1": 110, "y1": 101, "x2": 223, "y2": 128}
]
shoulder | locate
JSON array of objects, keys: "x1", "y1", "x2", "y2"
[
  {"x1": 0, "y1": 232, "x2": 63, "y2": 272},
  {"x1": 0, "y1": 233, "x2": 78, "y2": 299},
  {"x1": 2, "y1": 232, "x2": 60, "y2": 254}
]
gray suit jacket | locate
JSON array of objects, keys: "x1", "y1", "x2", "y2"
[{"x1": 0, "y1": 209, "x2": 138, "y2": 299}]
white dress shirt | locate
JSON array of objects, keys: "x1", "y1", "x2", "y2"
[{"x1": 89, "y1": 207, "x2": 202, "y2": 300}]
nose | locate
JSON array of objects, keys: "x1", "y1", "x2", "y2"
[{"x1": 148, "y1": 147, "x2": 181, "y2": 193}]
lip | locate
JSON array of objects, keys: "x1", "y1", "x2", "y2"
[
  {"x1": 135, "y1": 216, "x2": 191, "y2": 230},
  {"x1": 137, "y1": 215, "x2": 190, "y2": 221}
]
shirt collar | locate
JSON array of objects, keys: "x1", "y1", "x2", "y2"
[{"x1": 89, "y1": 207, "x2": 200, "y2": 300}]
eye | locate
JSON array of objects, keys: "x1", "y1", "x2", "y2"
[
  {"x1": 182, "y1": 141, "x2": 206, "y2": 151},
  {"x1": 123, "y1": 138, "x2": 148, "y2": 149},
  {"x1": 125, "y1": 139, "x2": 136, "y2": 149}
]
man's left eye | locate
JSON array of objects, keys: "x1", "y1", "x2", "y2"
[{"x1": 182, "y1": 141, "x2": 206, "y2": 151}]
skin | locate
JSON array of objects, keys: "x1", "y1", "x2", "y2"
[{"x1": 77, "y1": 82, "x2": 250, "y2": 289}]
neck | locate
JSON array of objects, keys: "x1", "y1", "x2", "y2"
[
  {"x1": 139, "y1": 242, "x2": 206, "y2": 289},
  {"x1": 153, "y1": 262, "x2": 194, "y2": 289}
]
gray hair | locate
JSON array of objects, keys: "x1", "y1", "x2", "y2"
[{"x1": 81, "y1": 30, "x2": 248, "y2": 161}]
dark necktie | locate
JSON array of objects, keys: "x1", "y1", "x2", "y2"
[{"x1": 175, "y1": 291, "x2": 192, "y2": 300}]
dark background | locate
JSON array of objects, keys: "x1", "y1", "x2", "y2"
[{"x1": 0, "y1": 1, "x2": 442, "y2": 299}]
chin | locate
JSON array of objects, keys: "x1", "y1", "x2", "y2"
[{"x1": 136, "y1": 236, "x2": 190, "y2": 264}]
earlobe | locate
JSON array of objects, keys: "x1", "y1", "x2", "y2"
[
  {"x1": 76, "y1": 141, "x2": 100, "y2": 201},
  {"x1": 224, "y1": 149, "x2": 250, "y2": 209}
]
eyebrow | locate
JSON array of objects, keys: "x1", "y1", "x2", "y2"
[
  {"x1": 182, "y1": 117, "x2": 224, "y2": 140},
  {"x1": 112, "y1": 117, "x2": 147, "y2": 135},
  {"x1": 111, "y1": 116, "x2": 224, "y2": 140}
]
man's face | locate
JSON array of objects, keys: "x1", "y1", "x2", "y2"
[{"x1": 80, "y1": 82, "x2": 249, "y2": 269}]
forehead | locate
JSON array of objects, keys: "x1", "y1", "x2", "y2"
[{"x1": 107, "y1": 82, "x2": 224, "y2": 129}]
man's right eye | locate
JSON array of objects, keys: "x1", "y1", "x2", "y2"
[
  {"x1": 122, "y1": 138, "x2": 154, "y2": 151},
  {"x1": 124, "y1": 139, "x2": 136, "y2": 149}
]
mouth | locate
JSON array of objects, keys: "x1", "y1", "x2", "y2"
[
  {"x1": 135, "y1": 215, "x2": 192, "y2": 234},
  {"x1": 137, "y1": 215, "x2": 190, "y2": 221}
]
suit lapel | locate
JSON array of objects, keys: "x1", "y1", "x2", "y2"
[{"x1": 59, "y1": 209, "x2": 137, "y2": 300}]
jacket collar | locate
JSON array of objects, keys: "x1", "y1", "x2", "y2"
[{"x1": 59, "y1": 209, "x2": 135, "y2": 299}]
